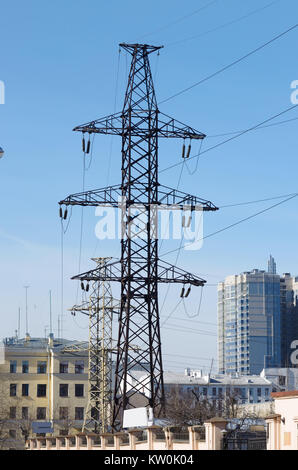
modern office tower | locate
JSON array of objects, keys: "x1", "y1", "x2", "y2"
[
  {"x1": 218, "y1": 268, "x2": 281, "y2": 376},
  {"x1": 280, "y1": 274, "x2": 298, "y2": 367},
  {"x1": 268, "y1": 255, "x2": 277, "y2": 274}
]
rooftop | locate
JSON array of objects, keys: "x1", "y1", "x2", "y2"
[
  {"x1": 1, "y1": 336, "x2": 86, "y2": 352},
  {"x1": 163, "y1": 371, "x2": 271, "y2": 386},
  {"x1": 271, "y1": 390, "x2": 298, "y2": 399}
]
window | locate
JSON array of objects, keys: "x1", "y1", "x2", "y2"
[
  {"x1": 75, "y1": 384, "x2": 84, "y2": 397},
  {"x1": 22, "y1": 360, "x2": 29, "y2": 374},
  {"x1": 59, "y1": 407, "x2": 68, "y2": 420},
  {"x1": 10, "y1": 384, "x2": 17, "y2": 397},
  {"x1": 9, "y1": 430, "x2": 16, "y2": 439},
  {"x1": 22, "y1": 407, "x2": 29, "y2": 420},
  {"x1": 60, "y1": 361, "x2": 68, "y2": 374},
  {"x1": 212, "y1": 387, "x2": 216, "y2": 396},
  {"x1": 37, "y1": 361, "x2": 47, "y2": 374},
  {"x1": 75, "y1": 407, "x2": 84, "y2": 420},
  {"x1": 265, "y1": 388, "x2": 269, "y2": 397},
  {"x1": 22, "y1": 384, "x2": 29, "y2": 397},
  {"x1": 10, "y1": 361, "x2": 17, "y2": 373},
  {"x1": 257, "y1": 388, "x2": 262, "y2": 397},
  {"x1": 37, "y1": 384, "x2": 47, "y2": 397},
  {"x1": 75, "y1": 361, "x2": 84, "y2": 374},
  {"x1": 36, "y1": 407, "x2": 46, "y2": 420},
  {"x1": 9, "y1": 407, "x2": 16, "y2": 419},
  {"x1": 59, "y1": 384, "x2": 69, "y2": 397},
  {"x1": 279, "y1": 376, "x2": 286, "y2": 386}
]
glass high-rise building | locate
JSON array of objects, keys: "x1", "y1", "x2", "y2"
[
  {"x1": 268, "y1": 255, "x2": 277, "y2": 274},
  {"x1": 218, "y1": 268, "x2": 282, "y2": 375},
  {"x1": 280, "y1": 273, "x2": 298, "y2": 367}
]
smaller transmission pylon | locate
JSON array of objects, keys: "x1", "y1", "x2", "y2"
[{"x1": 71, "y1": 257, "x2": 114, "y2": 434}]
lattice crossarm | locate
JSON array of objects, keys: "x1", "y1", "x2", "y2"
[
  {"x1": 158, "y1": 185, "x2": 219, "y2": 211},
  {"x1": 157, "y1": 112, "x2": 206, "y2": 139},
  {"x1": 71, "y1": 260, "x2": 122, "y2": 283},
  {"x1": 59, "y1": 185, "x2": 122, "y2": 208},
  {"x1": 73, "y1": 112, "x2": 123, "y2": 135},
  {"x1": 157, "y1": 260, "x2": 206, "y2": 286}
]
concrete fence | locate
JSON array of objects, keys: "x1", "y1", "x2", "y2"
[{"x1": 26, "y1": 419, "x2": 228, "y2": 451}]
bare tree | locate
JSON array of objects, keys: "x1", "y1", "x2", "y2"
[
  {"x1": 165, "y1": 387, "x2": 261, "y2": 426},
  {"x1": 0, "y1": 382, "x2": 37, "y2": 450},
  {"x1": 52, "y1": 405, "x2": 78, "y2": 436},
  {"x1": 0, "y1": 407, "x2": 10, "y2": 450},
  {"x1": 164, "y1": 388, "x2": 217, "y2": 426},
  {"x1": 0, "y1": 383, "x2": 20, "y2": 450}
]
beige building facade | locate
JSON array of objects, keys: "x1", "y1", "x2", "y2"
[
  {"x1": 0, "y1": 335, "x2": 89, "y2": 448},
  {"x1": 266, "y1": 391, "x2": 298, "y2": 450}
]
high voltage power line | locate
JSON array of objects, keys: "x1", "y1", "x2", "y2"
[
  {"x1": 137, "y1": 0, "x2": 220, "y2": 41},
  {"x1": 166, "y1": 0, "x2": 282, "y2": 47},
  {"x1": 206, "y1": 115, "x2": 298, "y2": 139},
  {"x1": 160, "y1": 193, "x2": 298, "y2": 258},
  {"x1": 160, "y1": 104, "x2": 298, "y2": 174},
  {"x1": 219, "y1": 192, "x2": 298, "y2": 209},
  {"x1": 159, "y1": 23, "x2": 298, "y2": 104}
]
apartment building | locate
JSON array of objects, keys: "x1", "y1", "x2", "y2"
[
  {"x1": 0, "y1": 334, "x2": 89, "y2": 448},
  {"x1": 218, "y1": 257, "x2": 298, "y2": 376},
  {"x1": 0, "y1": 333, "x2": 150, "y2": 448},
  {"x1": 165, "y1": 369, "x2": 273, "y2": 405},
  {"x1": 218, "y1": 268, "x2": 281, "y2": 375},
  {"x1": 127, "y1": 368, "x2": 273, "y2": 405},
  {"x1": 280, "y1": 273, "x2": 298, "y2": 366}
]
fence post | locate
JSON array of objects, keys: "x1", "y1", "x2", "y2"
[
  {"x1": 188, "y1": 427, "x2": 197, "y2": 450},
  {"x1": 164, "y1": 427, "x2": 173, "y2": 450},
  {"x1": 265, "y1": 414, "x2": 281, "y2": 450},
  {"x1": 46, "y1": 438, "x2": 52, "y2": 450},
  {"x1": 204, "y1": 418, "x2": 228, "y2": 450}
]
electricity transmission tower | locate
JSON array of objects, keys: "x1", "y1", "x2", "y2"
[
  {"x1": 70, "y1": 258, "x2": 114, "y2": 433},
  {"x1": 59, "y1": 43, "x2": 218, "y2": 430}
]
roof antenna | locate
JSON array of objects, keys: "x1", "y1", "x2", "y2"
[
  {"x1": 49, "y1": 290, "x2": 53, "y2": 335},
  {"x1": 18, "y1": 307, "x2": 21, "y2": 340},
  {"x1": 24, "y1": 285, "x2": 30, "y2": 335}
]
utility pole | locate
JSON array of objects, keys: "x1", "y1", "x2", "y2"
[{"x1": 59, "y1": 43, "x2": 218, "y2": 430}]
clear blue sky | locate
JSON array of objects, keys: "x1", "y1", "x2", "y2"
[{"x1": 0, "y1": 0, "x2": 297, "y2": 373}]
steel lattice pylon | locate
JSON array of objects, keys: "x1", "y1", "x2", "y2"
[
  {"x1": 71, "y1": 258, "x2": 113, "y2": 434},
  {"x1": 59, "y1": 43, "x2": 218, "y2": 430}
]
